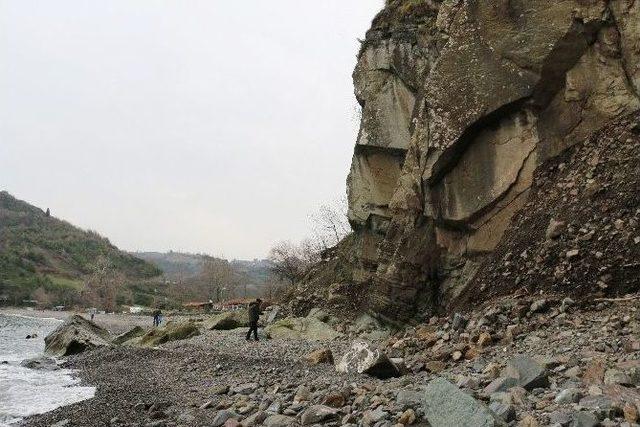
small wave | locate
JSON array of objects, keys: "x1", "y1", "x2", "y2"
[{"x1": 1, "y1": 313, "x2": 64, "y2": 322}]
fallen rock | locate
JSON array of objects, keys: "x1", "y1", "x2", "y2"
[
  {"x1": 204, "y1": 311, "x2": 249, "y2": 330},
  {"x1": 112, "y1": 326, "x2": 145, "y2": 345},
  {"x1": 425, "y1": 360, "x2": 446, "y2": 374},
  {"x1": 138, "y1": 321, "x2": 200, "y2": 347},
  {"x1": 483, "y1": 377, "x2": 519, "y2": 395},
  {"x1": 335, "y1": 340, "x2": 401, "y2": 379},
  {"x1": 582, "y1": 359, "x2": 606, "y2": 385},
  {"x1": 555, "y1": 388, "x2": 583, "y2": 404},
  {"x1": 322, "y1": 393, "x2": 345, "y2": 408},
  {"x1": 571, "y1": 411, "x2": 598, "y2": 427},
  {"x1": 502, "y1": 356, "x2": 548, "y2": 390},
  {"x1": 477, "y1": 332, "x2": 492, "y2": 347},
  {"x1": 265, "y1": 317, "x2": 342, "y2": 340},
  {"x1": 300, "y1": 405, "x2": 339, "y2": 425},
  {"x1": 489, "y1": 401, "x2": 515, "y2": 423},
  {"x1": 211, "y1": 410, "x2": 238, "y2": 427},
  {"x1": 422, "y1": 377, "x2": 498, "y2": 427},
  {"x1": 546, "y1": 219, "x2": 566, "y2": 239},
  {"x1": 396, "y1": 389, "x2": 424, "y2": 409},
  {"x1": 397, "y1": 408, "x2": 416, "y2": 425},
  {"x1": 293, "y1": 385, "x2": 311, "y2": 403},
  {"x1": 363, "y1": 407, "x2": 388, "y2": 426},
  {"x1": 232, "y1": 382, "x2": 258, "y2": 395},
  {"x1": 211, "y1": 385, "x2": 229, "y2": 395},
  {"x1": 20, "y1": 356, "x2": 59, "y2": 371},
  {"x1": 263, "y1": 414, "x2": 296, "y2": 427},
  {"x1": 303, "y1": 347, "x2": 333, "y2": 365},
  {"x1": 517, "y1": 414, "x2": 539, "y2": 427},
  {"x1": 451, "y1": 313, "x2": 469, "y2": 331},
  {"x1": 529, "y1": 300, "x2": 548, "y2": 314},
  {"x1": 242, "y1": 411, "x2": 267, "y2": 426},
  {"x1": 44, "y1": 315, "x2": 111, "y2": 356},
  {"x1": 604, "y1": 368, "x2": 632, "y2": 386}
]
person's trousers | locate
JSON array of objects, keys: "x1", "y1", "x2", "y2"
[{"x1": 246, "y1": 321, "x2": 258, "y2": 340}]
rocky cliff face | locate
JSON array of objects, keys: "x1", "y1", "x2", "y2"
[{"x1": 347, "y1": 0, "x2": 640, "y2": 321}]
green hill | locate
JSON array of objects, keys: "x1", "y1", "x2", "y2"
[{"x1": 0, "y1": 191, "x2": 161, "y2": 306}]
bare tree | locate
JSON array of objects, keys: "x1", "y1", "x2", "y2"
[
  {"x1": 200, "y1": 257, "x2": 238, "y2": 302},
  {"x1": 267, "y1": 241, "x2": 311, "y2": 286},
  {"x1": 309, "y1": 196, "x2": 350, "y2": 250},
  {"x1": 82, "y1": 257, "x2": 124, "y2": 312}
]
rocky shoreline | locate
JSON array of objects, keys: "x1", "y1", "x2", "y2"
[{"x1": 17, "y1": 293, "x2": 640, "y2": 427}]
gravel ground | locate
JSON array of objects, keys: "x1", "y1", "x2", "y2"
[
  {"x1": 19, "y1": 295, "x2": 640, "y2": 427},
  {"x1": 21, "y1": 328, "x2": 397, "y2": 427}
]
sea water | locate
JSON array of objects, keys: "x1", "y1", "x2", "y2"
[{"x1": 0, "y1": 314, "x2": 95, "y2": 426}]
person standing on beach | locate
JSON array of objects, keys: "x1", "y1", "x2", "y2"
[{"x1": 246, "y1": 299, "x2": 262, "y2": 341}]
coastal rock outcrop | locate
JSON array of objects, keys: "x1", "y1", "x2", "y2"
[
  {"x1": 204, "y1": 311, "x2": 249, "y2": 331},
  {"x1": 265, "y1": 317, "x2": 342, "y2": 341},
  {"x1": 343, "y1": 0, "x2": 640, "y2": 321},
  {"x1": 138, "y1": 321, "x2": 200, "y2": 347},
  {"x1": 44, "y1": 315, "x2": 111, "y2": 356},
  {"x1": 112, "y1": 326, "x2": 145, "y2": 345}
]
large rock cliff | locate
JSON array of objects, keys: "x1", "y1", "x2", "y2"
[{"x1": 347, "y1": 0, "x2": 640, "y2": 322}]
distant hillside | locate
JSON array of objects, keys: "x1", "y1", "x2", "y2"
[
  {"x1": 133, "y1": 251, "x2": 274, "y2": 298},
  {"x1": 0, "y1": 191, "x2": 161, "y2": 305},
  {"x1": 132, "y1": 251, "x2": 205, "y2": 280}
]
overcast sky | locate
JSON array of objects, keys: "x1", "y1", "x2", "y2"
[{"x1": 0, "y1": 1, "x2": 383, "y2": 260}]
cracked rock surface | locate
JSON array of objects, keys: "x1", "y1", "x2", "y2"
[{"x1": 342, "y1": 0, "x2": 640, "y2": 321}]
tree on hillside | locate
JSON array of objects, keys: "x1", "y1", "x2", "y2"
[
  {"x1": 268, "y1": 241, "x2": 314, "y2": 285},
  {"x1": 31, "y1": 286, "x2": 52, "y2": 308},
  {"x1": 82, "y1": 257, "x2": 124, "y2": 312},
  {"x1": 200, "y1": 258, "x2": 239, "y2": 302}
]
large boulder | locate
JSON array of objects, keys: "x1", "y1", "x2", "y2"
[
  {"x1": 422, "y1": 377, "x2": 498, "y2": 427},
  {"x1": 20, "y1": 356, "x2": 59, "y2": 371},
  {"x1": 265, "y1": 317, "x2": 342, "y2": 341},
  {"x1": 502, "y1": 356, "x2": 549, "y2": 390},
  {"x1": 44, "y1": 315, "x2": 111, "y2": 356},
  {"x1": 335, "y1": 340, "x2": 400, "y2": 379},
  {"x1": 300, "y1": 405, "x2": 339, "y2": 425},
  {"x1": 204, "y1": 311, "x2": 249, "y2": 330},
  {"x1": 112, "y1": 326, "x2": 145, "y2": 345},
  {"x1": 139, "y1": 321, "x2": 200, "y2": 347}
]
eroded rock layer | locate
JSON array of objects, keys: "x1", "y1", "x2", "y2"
[{"x1": 346, "y1": 0, "x2": 640, "y2": 321}]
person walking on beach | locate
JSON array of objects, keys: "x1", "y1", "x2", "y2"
[
  {"x1": 153, "y1": 309, "x2": 161, "y2": 327},
  {"x1": 246, "y1": 298, "x2": 262, "y2": 341}
]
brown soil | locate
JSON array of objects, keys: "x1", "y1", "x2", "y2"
[{"x1": 458, "y1": 111, "x2": 640, "y2": 309}]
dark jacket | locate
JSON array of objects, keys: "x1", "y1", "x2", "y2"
[{"x1": 248, "y1": 302, "x2": 260, "y2": 323}]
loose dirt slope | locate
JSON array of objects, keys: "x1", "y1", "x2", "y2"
[{"x1": 459, "y1": 112, "x2": 640, "y2": 308}]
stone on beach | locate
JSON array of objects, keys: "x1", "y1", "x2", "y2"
[
  {"x1": 265, "y1": 317, "x2": 342, "y2": 340},
  {"x1": 502, "y1": 356, "x2": 549, "y2": 390},
  {"x1": 204, "y1": 311, "x2": 250, "y2": 331},
  {"x1": 44, "y1": 314, "x2": 111, "y2": 356},
  {"x1": 138, "y1": 321, "x2": 200, "y2": 347},
  {"x1": 422, "y1": 377, "x2": 498, "y2": 427},
  {"x1": 112, "y1": 326, "x2": 145, "y2": 345},
  {"x1": 335, "y1": 340, "x2": 401, "y2": 379}
]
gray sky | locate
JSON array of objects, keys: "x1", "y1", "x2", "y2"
[{"x1": 0, "y1": 1, "x2": 382, "y2": 260}]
